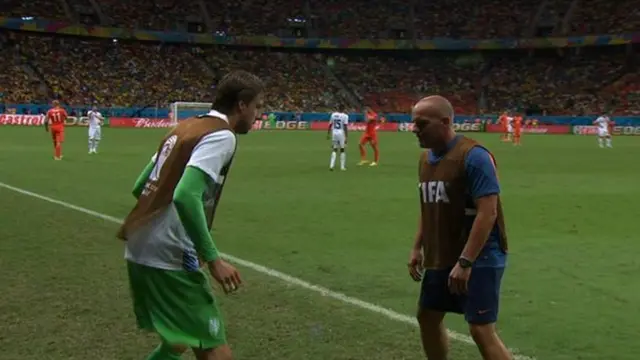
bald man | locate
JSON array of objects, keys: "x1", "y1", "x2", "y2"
[{"x1": 408, "y1": 96, "x2": 511, "y2": 360}]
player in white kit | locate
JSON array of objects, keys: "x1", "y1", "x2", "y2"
[
  {"x1": 593, "y1": 115, "x2": 612, "y2": 148},
  {"x1": 327, "y1": 112, "x2": 349, "y2": 171},
  {"x1": 506, "y1": 115, "x2": 514, "y2": 142},
  {"x1": 87, "y1": 106, "x2": 104, "y2": 154}
]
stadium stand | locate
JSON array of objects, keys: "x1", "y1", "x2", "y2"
[{"x1": 0, "y1": 0, "x2": 637, "y2": 115}]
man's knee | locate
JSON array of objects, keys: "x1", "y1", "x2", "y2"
[
  {"x1": 417, "y1": 308, "x2": 446, "y2": 331},
  {"x1": 468, "y1": 322, "x2": 497, "y2": 345},
  {"x1": 194, "y1": 344, "x2": 233, "y2": 360}
]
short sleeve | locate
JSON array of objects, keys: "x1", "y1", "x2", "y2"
[
  {"x1": 186, "y1": 130, "x2": 236, "y2": 183},
  {"x1": 465, "y1": 146, "x2": 500, "y2": 199},
  {"x1": 343, "y1": 114, "x2": 349, "y2": 124}
]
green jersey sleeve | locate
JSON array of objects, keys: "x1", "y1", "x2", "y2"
[
  {"x1": 132, "y1": 160, "x2": 155, "y2": 198},
  {"x1": 172, "y1": 166, "x2": 220, "y2": 262}
]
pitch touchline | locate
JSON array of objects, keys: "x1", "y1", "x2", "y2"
[{"x1": 0, "y1": 181, "x2": 535, "y2": 360}]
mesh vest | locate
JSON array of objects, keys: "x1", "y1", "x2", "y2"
[
  {"x1": 418, "y1": 136, "x2": 507, "y2": 269},
  {"x1": 117, "y1": 116, "x2": 235, "y2": 241}
]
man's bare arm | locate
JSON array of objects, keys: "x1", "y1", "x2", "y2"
[{"x1": 460, "y1": 195, "x2": 498, "y2": 261}]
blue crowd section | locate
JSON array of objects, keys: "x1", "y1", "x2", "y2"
[{"x1": 3, "y1": 104, "x2": 640, "y2": 125}]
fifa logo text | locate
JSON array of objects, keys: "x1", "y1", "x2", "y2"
[{"x1": 420, "y1": 181, "x2": 450, "y2": 204}]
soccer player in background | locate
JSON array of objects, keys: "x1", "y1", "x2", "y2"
[
  {"x1": 513, "y1": 114, "x2": 522, "y2": 146},
  {"x1": 267, "y1": 112, "x2": 277, "y2": 129},
  {"x1": 498, "y1": 112, "x2": 508, "y2": 141},
  {"x1": 327, "y1": 111, "x2": 349, "y2": 171},
  {"x1": 45, "y1": 100, "x2": 68, "y2": 160},
  {"x1": 594, "y1": 114, "x2": 613, "y2": 148},
  {"x1": 505, "y1": 113, "x2": 514, "y2": 143},
  {"x1": 408, "y1": 95, "x2": 512, "y2": 360},
  {"x1": 358, "y1": 108, "x2": 380, "y2": 166},
  {"x1": 87, "y1": 106, "x2": 104, "y2": 154},
  {"x1": 117, "y1": 70, "x2": 264, "y2": 360}
]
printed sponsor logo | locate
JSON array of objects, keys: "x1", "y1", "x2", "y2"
[
  {"x1": 487, "y1": 123, "x2": 570, "y2": 134},
  {"x1": 258, "y1": 120, "x2": 309, "y2": 130},
  {"x1": 399, "y1": 122, "x2": 483, "y2": 132},
  {"x1": 273, "y1": 120, "x2": 309, "y2": 130},
  {"x1": 572, "y1": 125, "x2": 598, "y2": 135},
  {"x1": 612, "y1": 126, "x2": 640, "y2": 136},
  {"x1": 310, "y1": 121, "x2": 398, "y2": 131},
  {"x1": 109, "y1": 118, "x2": 174, "y2": 128},
  {"x1": 0, "y1": 114, "x2": 45, "y2": 126},
  {"x1": 134, "y1": 118, "x2": 174, "y2": 128},
  {"x1": 65, "y1": 116, "x2": 89, "y2": 126},
  {"x1": 452, "y1": 123, "x2": 483, "y2": 132}
]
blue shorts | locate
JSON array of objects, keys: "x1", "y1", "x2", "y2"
[{"x1": 418, "y1": 267, "x2": 504, "y2": 325}]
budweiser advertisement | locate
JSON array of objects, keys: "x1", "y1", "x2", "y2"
[
  {"x1": 398, "y1": 122, "x2": 484, "y2": 132},
  {"x1": 310, "y1": 121, "x2": 399, "y2": 132},
  {"x1": 487, "y1": 123, "x2": 571, "y2": 134},
  {"x1": 110, "y1": 118, "x2": 174, "y2": 128},
  {"x1": 572, "y1": 125, "x2": 598, "y2": 135}
]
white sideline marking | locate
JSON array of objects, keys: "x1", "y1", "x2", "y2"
[{"x1": 0, "y1": 181, "x2": 534, "y2": 360}]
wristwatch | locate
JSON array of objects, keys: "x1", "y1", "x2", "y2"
[{"x1": 458, "y1": 257, "x2": 473, "y2": 269}]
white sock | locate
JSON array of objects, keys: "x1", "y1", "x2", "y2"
[
  {"x1": 598, "y1": 138, "x2": 604, "y2": 147},
  {"x1": 93, "y1": 140, "x2": 99, "y2": 151},
  {"x1": 606, "y1": 138, "x2": 612, "y2": 147},
  {"x1": 330, "y1": 151, "x2": 337, "y2": 169},
  {"x1": 89, "y1": 139, "x2": 94, "y2": 151},
  {"x1": 340, "y1": 152, "x2": 346, "y2": 169}
]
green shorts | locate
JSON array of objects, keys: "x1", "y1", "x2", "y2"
[{"x1": 126, "y1": 261, "x2": 227, "y2": 349}]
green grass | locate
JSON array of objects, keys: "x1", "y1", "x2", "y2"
[{"x1": 0, "y1": 127, "x2": 638, "y2": 360}]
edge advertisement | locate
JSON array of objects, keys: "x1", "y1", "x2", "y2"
[
  {"x1": 573, "y1": 125, "x2": 640, "y2": 136},
  {"x1": 398, "y1": 122, "x2": 484, "y2": 133}
]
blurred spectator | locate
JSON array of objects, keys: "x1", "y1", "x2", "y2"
[
  {"x1": 570, "y1": 0, "x2": 640, "y2": 35},
  {"x1": 2, "y1": 0, "x2": 67, "y2": 20},
  {"x1": 3, "y1": 0, "x2": 638, "y2": 39},
  {"x1": 485, "y1": 48, "x2": 627, "y2": 114}
]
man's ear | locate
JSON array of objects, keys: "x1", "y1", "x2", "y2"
[{"x1": 237, "y1": 101, "x2": 247, "y2": 113}]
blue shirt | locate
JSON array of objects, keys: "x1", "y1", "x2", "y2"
[{"x1": 428, "y1": 136, "x2": 507, "y2": 268}]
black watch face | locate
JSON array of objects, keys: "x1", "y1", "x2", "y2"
[{"x1": 459, "y1": 259, "x2": 472, "y2": 267}]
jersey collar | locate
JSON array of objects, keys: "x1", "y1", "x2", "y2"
[{"x1": 206, "y1": 110, "x2": 228, "y2": 122}]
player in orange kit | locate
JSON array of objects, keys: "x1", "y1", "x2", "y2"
[
  {"x1": 45, "y1": 100, "x2": 68, "y2": 160},
  {"x1": 513, "y1": 114, "x2": 523, "y2": 146},
  {"x1": 498, "y1": 112, "x2": 508, "y2": 141},
  {"x1": 358, "y1": 108, "x2": 381, "y2": 166}
]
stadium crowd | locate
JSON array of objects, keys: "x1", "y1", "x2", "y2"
[
  {"x1": 0, "y1": 0, "x2": 637, "y2": 115},
  {"x1": 6, "y1": 0, "x2": 640, "y2": 38}
]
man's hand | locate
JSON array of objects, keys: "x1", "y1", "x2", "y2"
[
  {"x1": 408, "y1": 247, "x2": 423, "y2": 282},
  {"x1": 448, "y1": 263, "x2": 472, "y2": 295},
  {"x1": 208, "y1": 259, "x2": 242, "y2": 294}
]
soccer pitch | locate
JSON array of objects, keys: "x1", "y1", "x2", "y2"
[{"x1": 0, "y1": 127, "x2": 638, "y2": 360}]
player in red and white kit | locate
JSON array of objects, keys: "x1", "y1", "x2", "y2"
[
  {"x1": 45, "y1": 100, "x2": 68, "y2": 160},
  {"x1": 358, "y1": 108, "x2": 381, "y2": 166}
]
